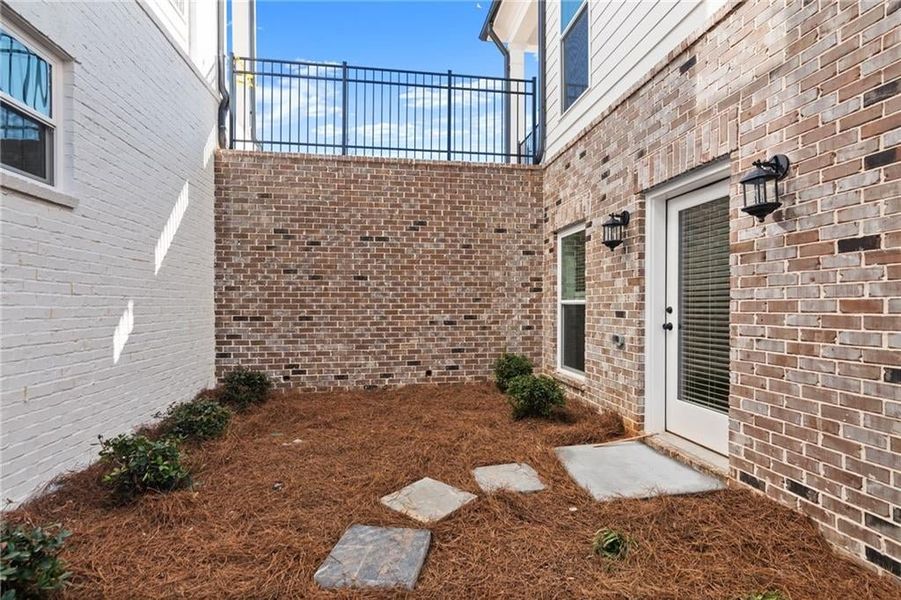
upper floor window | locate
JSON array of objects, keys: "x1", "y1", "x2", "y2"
[
  {"x1": 561, "y1": 0, "x2": 588, "y2": 112},
  {"x1": 0, "y1": 27, "x2": 56, "y2": 184}
]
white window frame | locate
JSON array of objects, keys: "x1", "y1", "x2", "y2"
[
  {"x1": 560, "y1": 0, "x2": 590, "y2": 115},
  {"x1": 0, "y1": 20, "x2": 62, "y2": 187},
  {"x1": 557, "y1": 222, "x2": 587, "y2": 379}
]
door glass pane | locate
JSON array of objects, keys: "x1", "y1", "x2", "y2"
[
  {"x1": 0, "y1": 30, "x2": 52, "y2": 117},
  {"x1": 562, "y1": 6, "x2": 588, "y2": 111},
  {"x1": 1, "y1": 101, "x2": 48, "y2": 180},
  {"x1": 561, "y1": 230, "x2": 585, "y2": 301},
  {"x1": 562, "y1": 304, "x2": 585, "y2": 372},
  {"x1": 678, "y1": 197, "x2": 730, "y2": 413}
]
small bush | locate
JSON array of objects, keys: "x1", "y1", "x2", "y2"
[
  {"x1": 219, "y1": 368, "x2": 272, "y2": 411},
  {"x1": 591, "y1": 528, "x2": 631, "y2": 560},
  {"x1": 98, "y1": 433, "x2": 189, "y2": 498},
  {"x1": 159, "y1": 399, "x2": 231, "y2": 441},
  {"x1": 0, "y1": 522, "x2": 70, "y2": 598},
  {"x1": 162, "y1": 399, "x2": 231, "y2": 440},
  {"x1": 492, "y1": 353, "x2": 533, "y2": 392},
  {"x1": 506, "y1": 374, "x2": 565, "y2": 419}
]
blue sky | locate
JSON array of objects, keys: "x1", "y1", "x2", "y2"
[{"x1": 253, "y1": 1, "x2": 510, "y2": 77}]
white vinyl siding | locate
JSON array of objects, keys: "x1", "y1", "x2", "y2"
[{"x1": 544, "y1": 0, "x2": 727, "y2": 160}]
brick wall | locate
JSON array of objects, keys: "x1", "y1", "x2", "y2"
[
  {"x1": 215, "y1": 151, "x2": 543, "y2": 389},
  {"x1": 541, "y1": 0, "x2": 899, "y2": 577},
  {"x1": 0, "y1": 1, "x2": 218, "y2": 505}
]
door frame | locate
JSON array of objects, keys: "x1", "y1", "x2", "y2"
[{"x1": 643, "y1": 159, "x2": 731, "y2": 441}]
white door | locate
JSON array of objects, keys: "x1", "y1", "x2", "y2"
[{"x1": 664, "y1": 182, "x2": 731, "y2": 455}]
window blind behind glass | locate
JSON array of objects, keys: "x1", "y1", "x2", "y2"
[
  {"x1": 561, "y1": 230, "x2": 585, "y2": 301},
  {"x1": 677, "y1": 196, "x2": 730, "y2": 413}
]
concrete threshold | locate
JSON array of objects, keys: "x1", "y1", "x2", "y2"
[{"x1": 644, "y1": 432, "x2": 730, "y2": 480}]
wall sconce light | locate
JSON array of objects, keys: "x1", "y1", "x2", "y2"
[
  {"x1": 602, "y1": 211, "x2": 630, "y2": 250},
  {"x1": 739, "y1": 154, "x2": 790, "y2": 222}
]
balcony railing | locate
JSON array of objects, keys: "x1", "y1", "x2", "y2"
[{"x1": 229, "y1": 56, "x2": 538, "y2": 164}]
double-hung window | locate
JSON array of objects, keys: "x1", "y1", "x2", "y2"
[
  {"x1": 561, "y1": 0, "x2": 589, "y2": 112},
  {"x1": 558, "y1": 224, "x2": 586, "y2": 375},
  {"x1": 1, "y1": 26, "x2": 56, "y2": 184}
]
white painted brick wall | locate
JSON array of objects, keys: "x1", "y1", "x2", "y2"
[{"x1": 0, "y1": 1, "x2": 218, "y2": 505}]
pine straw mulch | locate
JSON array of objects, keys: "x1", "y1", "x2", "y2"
[{"x1": 10, "y1": 383, "x2": 899, "y2": 599}]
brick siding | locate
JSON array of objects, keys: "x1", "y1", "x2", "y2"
[
  {"x1": 540, "y1": 0, "x2": 899, "y2": 577},
  {"x1": 214, "y1": 152, "x2": 543, "y2": 389}
]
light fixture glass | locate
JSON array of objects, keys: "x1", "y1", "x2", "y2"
[
  {"x1": 740, "y1": 154, "x2": 790, "y2": 222},
  {"x1": 602, "y1": 211, "x2": 630, "y2": 250}
]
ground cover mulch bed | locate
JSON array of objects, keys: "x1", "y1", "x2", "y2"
[{"x1": 11, "y1": 383, "x2": 899, "y2": 599}]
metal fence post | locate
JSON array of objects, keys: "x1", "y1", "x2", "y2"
[
  {"x1": 228, "y1": 53, "x2": 236, "y2": 149},
  {"x1": 341, "y1": 61, "x2": 349, "y2": 155},
  {"x1": 531, "y1": 76, "x2": 538, "y2": 164},
  {"x1": 446, "y1": 70, "x2": 452, "y2": 161}
]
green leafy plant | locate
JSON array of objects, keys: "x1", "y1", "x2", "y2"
[
  {"x1": 506, "y1": 374, "x2": 565, "y2": 419},
  {"x1": 741, "y1": 592, "x2": 786, "y2": 600},
  {"x1": 219, "y1": 368, "x2": 272, "y2": 411},
  {"x1": 0, "y1": 522, "x2": 71, "y2": 598},
  {"x1": 492, "y1": 353, "x2": 533, "y2": 392},
  {"x1": 591, "y1": 528, "x2": 631, "y2": 560},
  {"x1": 159, "y1": 399, "x2": 231, "y2": 441},
  {"x1": 98, "y1": 433, "x2": 189, "y2": 498}
]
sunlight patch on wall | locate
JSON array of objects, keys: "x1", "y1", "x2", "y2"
[
  {"x1": 154, "y1": 181, "x2": 190, "y2": 275},
  {"x1": 203, "y1": 127, "x2": 217, "y2": 169},
  {"x1": 112, "y1": 300, "x2": 134, "y2": 364}
]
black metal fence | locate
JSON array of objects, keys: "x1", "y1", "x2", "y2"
[{"x1": 229, "y1": 56, "x2": 538, "y2": 164}]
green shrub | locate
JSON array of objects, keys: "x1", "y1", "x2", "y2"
[
  {"x1": 0, "y1": 523, "x2": 70, "y2": 598},
  {"x1": 506, "y1": 374, "x2": 565, "y2": 419},
  {"x1": 159, "y1": 399, "x2": 231, "y2": 441},
  {"x1": 98, "y1": 434, "x2": 189, "y2": 498},
  {"x1": 591, "y1": 528, "x2": 631, "y2": 560},
  {"x1": 492, "y1": 353, "x2": 533, "y2": 392},
  {"x1": 219, "y1": 368, "x2": 272, "y2": 411}
]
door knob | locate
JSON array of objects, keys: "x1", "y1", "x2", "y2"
[{"x1": 662, "y1": 322, "x2": 673, "y2": 331}]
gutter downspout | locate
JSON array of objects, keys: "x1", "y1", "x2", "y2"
[
  {"x1": 485, "y1": 28, "x2": 511, "y2": 161},
  {"x1": 216, "y1": 0, "x2": 230, "y2": 149},
  {"x1": 535, "y1": 0, "x2": 546, "y2": 163}
]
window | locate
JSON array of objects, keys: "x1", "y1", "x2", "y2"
[
  {"x1": 678, "y1": 196, "x2": 730, "y2": 413},
  {"x1": 561, "y1": 0, "x2": 588, "y2": 112},
  {"x1": 0, "y1": 27, "x2": 55, "y2": 183},
  {"x1": 558, "y1": 225, "x2": 586, "y2": 375}
]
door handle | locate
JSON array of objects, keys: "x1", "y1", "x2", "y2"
[{"x1": 662, "y1": 322, "x2": 673, "y2": 331}]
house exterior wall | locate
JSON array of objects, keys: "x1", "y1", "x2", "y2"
[
  {"x1": 543, "y1": 0, "x2": 727, "y2": 160},
  {"x1": 0, "y1": 0, "x2": 219, "y2": 506},
  {"x1": 214, "y1": 151, "x2": 543, "y2": 389},
  {"x1": 541, "y1": 0, "x2": 900, "y2": 577}
]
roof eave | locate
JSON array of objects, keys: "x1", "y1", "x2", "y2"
[{"x1": 478, "y1": 0, "x2": 504, "y2": 41}]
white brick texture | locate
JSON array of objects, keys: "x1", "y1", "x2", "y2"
[{"x1": 0, "y1": 0, "x2": 218, "y2": 505}]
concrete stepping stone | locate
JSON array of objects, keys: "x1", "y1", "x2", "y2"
[
  {"x1": 555, "y1": 441, "x2": 725, "y2": 501},
  {"x1": 472, "y1": 462, "x2": 545, "y2": 493},
  {"x1": 380, "y1": 477, "x2": 477, "y2": 523},
  {"x1": 314, "y1": 524, "x2": 431, "y2": 591}
]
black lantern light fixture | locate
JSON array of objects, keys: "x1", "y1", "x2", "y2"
[
  {"x1": 739, "y1": 154, "x2": 790, "y2": 222},
  {"x1": 602, "y1": 210, "x2": 630, "y2": 250}
]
